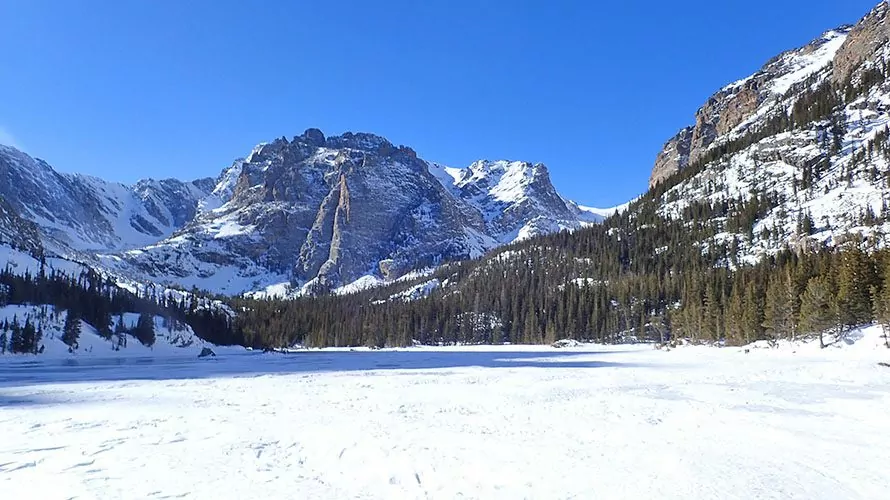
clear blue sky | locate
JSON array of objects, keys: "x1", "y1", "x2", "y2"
[{"x1": 0, "y1": 0, "x2": 879, "y2": 207}]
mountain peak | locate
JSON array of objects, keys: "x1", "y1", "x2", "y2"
[{"x1": 325, "y1": 131, "x2": 393, "y2": 152}]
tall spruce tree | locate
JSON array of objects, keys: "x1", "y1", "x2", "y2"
[
  {"x1": 62, "y1": 311, "x2": 81, "y2": 349},
  {"x1": 836, "y1": 245, "x2": 875, "y2": 329},
  {"x1": 134, "y1": 313, "x2": 156, "y2": 347},
  {"x1": 799, "y1": 277, "x2": 836, "y2": 349},
  {"x1": 762, "y1": 274, "x2": 795, "y2": 342}
]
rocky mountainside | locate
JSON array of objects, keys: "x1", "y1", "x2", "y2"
[
  {"x1": 97, "y1": 130, "x2": 599, "y2": 295},
  {"x1": 0, "y1": 132, "x2": 602, "y2": 296},
  {"x1": 647, "y1": 1, "x2": 890, "y2": 261},
  {"x1": 0, "y1": 196, "x2": 43, "y2": 259},
  {"x1": 0, "y1": 144, "x2": 214, "y2": 253}
]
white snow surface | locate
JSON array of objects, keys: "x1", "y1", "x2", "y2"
[
  {"x1": 769, "y1": 29, "x2": 848, "y2": 96},
  {"x1": 1, "y1": 329, "x2": 888, "y2": 499},
  {"x1": 0, "y1": 305, "x2": 231, "y2": 359}
]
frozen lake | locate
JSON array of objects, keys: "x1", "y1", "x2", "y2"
[{"x1": 2, "y1": 334, "x2": 889, "y2": 499}]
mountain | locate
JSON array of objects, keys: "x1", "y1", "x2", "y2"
[
  {"x1": 99, "y1": 130, "x2": 602, "y2": 295},
  {"x1": 0, "y1": 144, "x2": 214, "y2": 254},
  {"x1": 647, "y1": 1, "x2": 890, "y2": 261},
  {"x1": 0, "y1": 132, "x2": 605, "y2": 296},
  {"x1": 219, "y1": 2, "x2": 890, "y2": 350},
  {"x1": 649, "y1": 26, "x2": 852, "y2": 187}
]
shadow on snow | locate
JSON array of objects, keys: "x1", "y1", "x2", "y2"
[{"x1": 0, "y1": 348, "x2": 643, "y2": 400}]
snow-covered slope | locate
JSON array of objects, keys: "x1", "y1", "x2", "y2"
[
  {"x1": 0, "y1": 144, "x2": 213, "y2": 254},
  {"x1": 429, "y1": 160, "x2": 605, "y2": 242},
  {"x1": 0, "y1": 305, "x2": 222, "y2": 358},
  {"x1": 649, "y1": 2, "x2": 890, "y2": 261},
  {"x1": 650, "y1": 27, "x2": 853, "y2": 187},
  {"x1": 89, "y1": 130, "x2": 605, "y2": 295}
]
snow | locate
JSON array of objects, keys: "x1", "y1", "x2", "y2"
[
  {"x1": 575, "y1": 201, "x2": 630, "y2": 219},
  {"x1": 770, "y1": 29, "x2": 848, "y2": 96},
  {"x1": 199, "y1": 161, "x2": 244, "y2": 213},
  {"x1": 0, "y1": 305, "x2": 233, "y2": 359},
  {"x1": 332, "y1": 275, "x2": 384, "y2": 296},
  {"x1": 1, "y1": 330, "x2": 888, "y2": 499},
  {"x1": 386, "y1": 278, "x2": 440, "y2": 302},
  {"x1": 0, "y1": 245, "x2": 89, "y2": 278}
]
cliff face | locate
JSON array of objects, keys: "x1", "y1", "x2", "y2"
[
  {"x1": 76, "y1": 129, "x2": 596, "y2": 295},
  {"x1": 649, "y1": 25, "x2": 853, "y2": 188},
  {"x1": 643, "y1": 1, "x2": 890, "y2": 263}
]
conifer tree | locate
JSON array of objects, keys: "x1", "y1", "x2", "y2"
[
  {"x1": 799, "y1": 277, "x2": 836, "y2": 349},
  {"x1": 134, "y1": 312, "x2": 156, "y2": 347},
  {"x1": 762, "y1": 274, "x2": 795, "y2": 342},
  {"x1": 874, "y1": 258, "x2": 890, "y2": 349},
  {"x1": 62, "y1": 311, "x2": 81, "y2": 349},
  {"x1": 836, "y1": 245, "x2": 875, "y2": 329}
]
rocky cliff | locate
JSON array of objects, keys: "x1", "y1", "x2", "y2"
[
  {"x1": 98, "y1": 129, "x2": 599, "y2": 295},
  {"x1": 647, "y1": 1, "x2": 890, "y2": 261}
]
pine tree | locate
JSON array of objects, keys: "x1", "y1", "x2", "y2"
[
  {"x1": 836, "y1": 245, "x2": 875, "y2": 329},
  {"x1": 762, "y1": 274, "x2": 795, "y2": 343},
  {"x1": 62, "y1": 311, "x2": 81, "y2": 349},
  {"x1": 799, "y1": 277, "x2": 836, "y2": 349},
  {"x1": 134, "y1": 312, "x2": 156, "y2": 347},
  {"x1": 874, "y1": 258, "x2": 890, "y2": 350}
]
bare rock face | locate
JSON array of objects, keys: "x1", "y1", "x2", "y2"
[
  {"x1": 833, "y1": 1, "x2": 890, "y2": 86},
  {"x1": 0, "y1": 195, "x2": 44, "y2": 258},
  {"x1": 100, "y1": 129, "x2": 595, "y2": 295},
  {"x1": 648, "y1": 23, "x2": 853, "y2": 188},
  {"x1": 650, "y1": 127, "x2": 692, "y2": 187}
]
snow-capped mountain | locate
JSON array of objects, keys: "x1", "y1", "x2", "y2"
[
  {"x1": 650, "y1": 26, "x2": 852, "y2": 187},
  {"x1": 0, "y1": 144, "x2": 214, "y2": 254},
  {"x1": 97, "y1": 130, "x2": 602, "y2": 295},
  {"x1": 429, "y1": 159, "x2": 602, "y2": 241},
  {"x1": 0, "y1": 131, "x2": 605, "y2": 295},
  {"x1": 648, "y1": 1, "x2": 890, "y2": 261}
]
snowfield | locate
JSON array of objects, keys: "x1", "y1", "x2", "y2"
[{"x1": 2, "y1": 330, "x2": 889, "y2": 499}]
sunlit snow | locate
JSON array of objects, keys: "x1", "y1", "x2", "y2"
[{"x1": 1, "y1": 331, "x2": 888, "y2": 499}]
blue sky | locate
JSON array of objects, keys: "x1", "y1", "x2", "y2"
[{"x1": 0, "y1": 0, "x2": 880, "y2": 207}]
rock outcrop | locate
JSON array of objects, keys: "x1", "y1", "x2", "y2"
[
  {"x1": 76, "y1": 130, "x2": 602, "y2": 295},
  {"x1": 649, "y1": 25, "x2": 852, "y2": 187}
]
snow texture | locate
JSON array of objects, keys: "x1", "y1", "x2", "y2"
[{"x1": 1, "y1": 329, "x2": 888, "y2": 499}]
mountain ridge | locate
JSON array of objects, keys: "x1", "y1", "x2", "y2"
[{"x1": 0, "y1": 130, "x2": 613, "y2": 296}]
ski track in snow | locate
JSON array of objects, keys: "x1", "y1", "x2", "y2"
[{"x1": 1, "y1": 336, "x2": 889, "y2": 499}]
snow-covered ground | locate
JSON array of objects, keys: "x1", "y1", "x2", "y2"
[{"x1": 1, "y1": 330, "x2": 888, "y2": 499}]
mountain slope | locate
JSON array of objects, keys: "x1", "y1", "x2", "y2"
[
  {"x1": 227, "y1": 1, "x2": 890, "y2": 350},
  {"x1": 646, "y1": 1, "x2": 890, "y2": 262},
  {"x1": 0, "y1": 144, "x2": 214, "y2": 253},
  {"x1": 94, "y1": 129, "x2": 602, "y2": 295}
]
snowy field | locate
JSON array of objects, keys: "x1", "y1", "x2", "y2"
[{"x1": 2, "y1": 331, "x2": 889, "y2": 499}]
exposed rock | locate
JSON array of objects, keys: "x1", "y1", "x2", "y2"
[
  {"x1": 649, "y1": 24, "x2": 853, "y2": 187},
  {"x1": 832, "y1": 2, "x2": 890, "y2": 86},
  {"x1": 650, "y1": 127, "x2": 692, "y2": 187},
  {"x1": 0, "y1": 195, "x2": 44, "y2": 258},
  {"x1": 198, "y1": 347, "x2": 216, "y2": 358}
]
